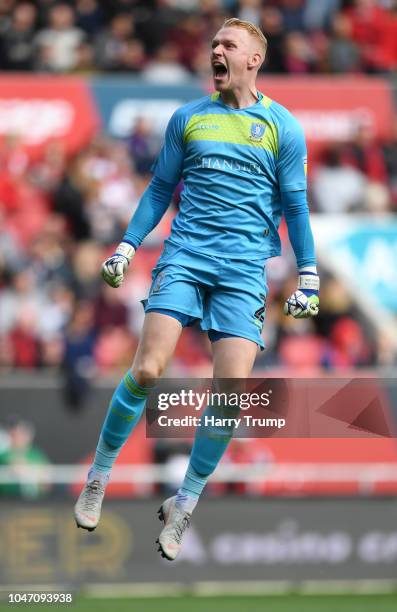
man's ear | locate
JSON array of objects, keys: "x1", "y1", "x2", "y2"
[{"x1": 247, "y1": 51, "x2": 262, "y2": 70}]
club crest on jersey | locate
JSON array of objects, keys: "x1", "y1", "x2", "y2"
[{"x1": 249, "y1": 122, "x2": 266, "y2": 142}]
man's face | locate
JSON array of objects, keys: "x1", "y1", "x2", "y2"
[{"x1": 211, "y1": 27, "x2": 260, "y2": 92}]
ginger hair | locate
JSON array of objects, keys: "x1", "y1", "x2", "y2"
[{"x1": 222, "y1": 18, "x2": 267, "y2": 59}]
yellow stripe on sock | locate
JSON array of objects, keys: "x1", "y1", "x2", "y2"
[
  {"x1": 123, "y1": 375, "x2": 148, "y2": 398},
  {"x1": 110, "y1": 405, "x2": 136, "y2": 422}
]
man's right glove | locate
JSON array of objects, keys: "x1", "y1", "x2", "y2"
[{"x1": 101, "y1": 242, "x2": 135, "y2": 288}]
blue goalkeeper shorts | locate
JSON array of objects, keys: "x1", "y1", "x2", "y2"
[{"x1": 143, "y1": 241, "x2": 267, "y2": 349}]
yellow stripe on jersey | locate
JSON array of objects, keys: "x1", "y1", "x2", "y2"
[
  {"x1": 184, "y1": 113, "x2": 278, "y2": 154},
  {"x1": 260, "y1": 94, "x2": 273, "y2": 109}
]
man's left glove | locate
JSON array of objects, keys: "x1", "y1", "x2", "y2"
[
  {"x1": 101, "y1": 242, "x2": 135, "y2": 288},
  {"x1": 284, "y1": 272, "x2": 319, "y2": 319}
]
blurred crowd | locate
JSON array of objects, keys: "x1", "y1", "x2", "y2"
[
  {"x1": 0, "y1": 0, "x2": 396, "y2": 386},
  {"x1": 0, "y1": 0, "x2": 397, "y2": 76},
  {"x1": 0, "y1": 108, "x2": 396, "y2": 385}
]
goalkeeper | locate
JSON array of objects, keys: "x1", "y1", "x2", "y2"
[{"x1": 74, "y1": 18, "x2": 319, "y2": 560}]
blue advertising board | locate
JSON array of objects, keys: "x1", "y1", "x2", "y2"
[
  {"x1": 312, "y1": 216, "x2": 397, "y2": 312},
  {"x1": 90, "y1": 77, "x2": 205, "y2": 138}
]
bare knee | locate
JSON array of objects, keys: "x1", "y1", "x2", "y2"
[{"x1": 132, "y1": 358, "x2": 164, "y2": 387}]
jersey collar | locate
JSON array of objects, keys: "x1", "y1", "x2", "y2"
[{"x1": 211, "y1": 91, "x2": 272, "y2": 110}]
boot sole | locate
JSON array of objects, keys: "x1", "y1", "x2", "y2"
[
  {"x1": 156, "y1": 505, "x2": 174, "y2": 560},
  {"x1": 75, "y1": 519, "x2": 96, "y2": 532}
]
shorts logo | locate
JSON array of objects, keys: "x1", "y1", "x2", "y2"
[
  {"x1": 151, "y1": 271, "x2": 165, "y2": 294},
  {"x1": 249, "y1": 122, "x2": 266, "y2": 142},
  {"x1": 254, "y1": 293, "x2": 267, "y2": 329},
  {"x1": 303, "y1": 156, "x2": 307, "y2": 176}
]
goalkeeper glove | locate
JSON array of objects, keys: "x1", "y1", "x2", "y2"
[
  {"x1": 284, "y1": 271, "x2": 319, "y2": 319},
  {"x1": 101, "y1": 242, "x2": 135, "y2": 288}
]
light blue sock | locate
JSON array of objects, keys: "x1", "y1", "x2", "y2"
[
  {"x1": 91, "y1": 372, "x2": 151, "y2": 479},
  {"x1": 177, "y1": 404, "x2": 239, "y2": 513},
  {"x1": 89, "y1": 436, "x2": 119, "y2": 476}
]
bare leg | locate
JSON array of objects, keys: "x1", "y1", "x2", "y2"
[
  {"x1": 131, "y1": 312, "x2": 183, "y2": 386},
  {"x1": 212, "y1": 336, "x2": 258, "y2": 378}
]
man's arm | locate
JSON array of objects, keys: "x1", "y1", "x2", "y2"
[
  {"x1": 102, "y1": 109, "x2": 186, "y2": 288},
  {"x1": 281, "y1": 189, "x2": 319, "y2": 318},
  {"x1": 123, "y1": 176, "x2": 177, "y2": 250},
  {"x1": 277, "y1": 117, "x2": 319, "y2": 318},
  {"x1": 281, "y1": 190, "x2": 316, "y2": 269}
]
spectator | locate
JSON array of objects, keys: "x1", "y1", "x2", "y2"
[
  {"x1": 0, "y1": 209, "x2": 24, "y2": 278},
  {"x1": 381, "y1": 0, "x2": 397, "y2": 72},
  {"x1": 72, "y1": 40, "x2": 98, "y2": 73},
  {"x1": 62, "y1": 299, "x2": 96, "y2": 408},
  {"x1": 283, "y1": 31, "x2": 315, "y2": 73},
  {"x1": 304, "y1": 0, "x2": 341, "y2": 32},
  {"x1": 328, "y1": 12, "x2": 361, "y2": 73},
  {"x1": 260, "y1": 6, "x2": 285, "y2": 73},
  {"x1": 0, "y1": 417, "x2": 51, "y2": 498},
  {"x1": 94, "y1": 12, "x2": 136, "y2": 71},
  {"x1": 190, "y1": 42, "x2": 213, "y2": 78},
  {"x1": 343, "y1": 0, "x2": 390, "y2": 73},
  {"x1": 30, "y1": 140, "x2": 66, "y2": 195},
  {"x1": 70, "y1": 241, "x2": 103, "y2": 299},
  {"x1": 142, "y1": 42, "x2": 191, "y2": 83},
  {"x1": 127, "y1": 117, "x2": 160, "y2": 177},
  {"x1": 341, "y1": 122, "x2": 388, "y2": 184},
  {"x1": 38, "y1": 283, "x2": 75, "y2": 343},
  {"x1": 0, "y1": 269, "x2": 45, "y2": 337},
  {"x1": 383, "y1": 117, "x2": 397, "y2": 205},
  {"x1": 237, "y1": 0, "x2": 262, "y2": 26},
  {"x1": 94, "y1": 283, "x2": 128, "y2": 330},
  {"x1": 279, "y1": 0, "x2": 305, "y2": 32},
  {"x1": 85, "y1": 142, "x2": 138, "y2": 244},
  {"x1": 53, "y1": 159, "x2": 91, "y2": 242},
  {"x1": 0, "y1": 0, "x2": 16, "y2": 33},
  {"x1": 311, "y1": 145, "x2": 367, "y2": 213},
  {"x1": 1, "y1": 2, "x2": 37, "y2": 71},
  {"x1": 119, "y1": 38, "x2": 146, "y2": 73},
  {"x1": 75, "y1": 0, "x2": 103, "y2": 38},
  {"x1": 168, "y1": 14, "x2": 206, "y2": 70},
  {"x1": 8, "y1": 306, "x2": 41, "y2": 368},
  {"x1": 35, "y1": 3, "x2": 85, "y2": 72}
]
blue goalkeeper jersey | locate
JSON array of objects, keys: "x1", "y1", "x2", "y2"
[{"x1": 152, "y1": 91, "x2": 308, "y2": 261}]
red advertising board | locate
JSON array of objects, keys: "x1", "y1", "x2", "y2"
[
  {"x1": 0, "y1": 76, "x2": 99, "y2": 159},
  {"x1": 258, "y1": 76, "x2": 395, "y2": 151}
]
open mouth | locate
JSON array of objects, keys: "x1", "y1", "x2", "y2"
[{"x1": 212, "y1": 62, "x2": 228, "y2": 79}]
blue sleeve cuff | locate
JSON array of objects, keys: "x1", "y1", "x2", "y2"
[{"x1": 122, "y1": 238, "x2": 139, "y2": 251}]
